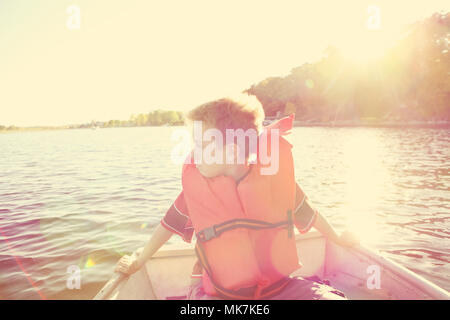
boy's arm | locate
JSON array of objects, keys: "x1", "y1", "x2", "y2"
[
  {"x1": 295, "y1": 194, "x2": 358, "y2": 247},
  {"x1": 116, "y1": 191, "x2": 194, "y2": 275},
  {"x1": 312, "y1": 210, "x2": 339, "y2": 243},
  {"x1": 313, "y1": 211, "x2": 359, "y2": 247},
  {"x1": 137, "y1": 190, "x2": 193, "y2": 267},
  {"x1": 136, "y1": 223, "x2": 173, "y2": 267},
  {"x1": 115, "y1": 223, "x2": 173, "y2": 274}
]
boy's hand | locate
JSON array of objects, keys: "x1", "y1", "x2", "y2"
[
  {"x1": 114, "y1": 253, "x2": 143, "y2": 275},
  {"x1": 335, "y1": 230, "x2": 360, "y2": 247}
]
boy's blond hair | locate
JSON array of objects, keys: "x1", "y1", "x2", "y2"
[{"x1": 187, "y1": 93, "x2": 265, "y2": 135}]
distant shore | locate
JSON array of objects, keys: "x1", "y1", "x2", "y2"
[
  {"x1": 2, "y1": 120, "x2": 449, "y2": 134},
  {"x1": 292, "y1": 120, "x2": 450, "y2": 129}
]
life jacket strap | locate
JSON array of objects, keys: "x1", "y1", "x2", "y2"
[
  {"x1": 197, "y1": 212, "x2": 294, "y2": 243},
  {"x1": 194, "y1": 210, "x2": 295, "y2": 299}
]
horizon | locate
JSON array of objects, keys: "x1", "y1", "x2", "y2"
[{"x1": 1, "y1": 1, "x2": 449, "y2": 127}]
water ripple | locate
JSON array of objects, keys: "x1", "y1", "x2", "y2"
[{"x1": 0, "y1": 126, "x2": 449, "y2": 299}]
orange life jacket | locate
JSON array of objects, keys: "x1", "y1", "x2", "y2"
[{"x1": 182, "y1": 114, "x2": 300, "y2": 299}]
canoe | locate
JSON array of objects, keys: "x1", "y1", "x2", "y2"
[{"x1": 94, "y1": 230, "x2": 449, "y2": 300}]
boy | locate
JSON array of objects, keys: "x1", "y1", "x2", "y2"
[{"x1": 115, "y1": 94, "x2": 358, "y2": 299}]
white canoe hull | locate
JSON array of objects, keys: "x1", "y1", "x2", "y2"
[{"x1": 94, "y1": 230, "x2": 449, "y2": 300}]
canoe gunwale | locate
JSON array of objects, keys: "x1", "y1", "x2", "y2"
[{"x1": 344, "y1": 244, "x2": 450, "y2": 300}]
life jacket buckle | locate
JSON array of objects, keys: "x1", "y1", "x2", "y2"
[{"x1": 198, "y1": 226, "x2": 217, "y2": 242}]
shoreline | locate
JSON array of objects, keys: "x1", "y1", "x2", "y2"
[
  {"x1": 292, "y1": 121, "x2": 450, "y2": 129},
  {"x1": 1, "y1": 121, "x2": 450, "y2": 134}
]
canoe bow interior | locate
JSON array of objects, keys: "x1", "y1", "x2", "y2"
[{"x1": 94, "y1": 230, "x2": 449, "y2": 300}]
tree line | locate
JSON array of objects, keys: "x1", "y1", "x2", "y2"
[
  {"x1": 1, "y1": 110, "x2": 185, "y2": 131},
  {"x1": 2, "y1": 12, "x2": 448, "y2": 132},
  {"x1": 245, "y1": 12, "x2": 449, "y2": 123},
  {"x1": 101, "y1": 110, "x2": 185, "y2": 128}
]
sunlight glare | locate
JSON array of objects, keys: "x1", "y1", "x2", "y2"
[
  {"x1": 337, "y1": 29, "x2": 397, "y2": 64},
  {"x1": 339, "y1": 132, "x2": 389, "y2": 245}
]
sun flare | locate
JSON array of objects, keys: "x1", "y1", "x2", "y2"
[
  {"x1": 339, "y1": 131, "x2": 389, "y2": 245},
  {"x1": 337, "y1": 29, "x2": 398, "y2": 64}
]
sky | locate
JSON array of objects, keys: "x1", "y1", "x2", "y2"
[{"x1": 1, "y1": 0, "x2": 449, "y2": 126}]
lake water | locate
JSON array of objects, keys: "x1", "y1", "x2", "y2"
[{"x1": 0, "y1": 126, "x2": 449, "y2": 299}]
